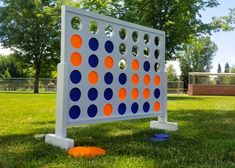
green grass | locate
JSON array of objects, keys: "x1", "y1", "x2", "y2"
[{"x1": 0, "y1": 93, "x2": 235, "y2": 168}]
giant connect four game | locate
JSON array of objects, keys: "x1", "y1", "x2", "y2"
[{"x1": 45, "y1": 6, "x2": 178, "y2": 149}]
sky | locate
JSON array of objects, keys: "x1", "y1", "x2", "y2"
[
  {"x1": 168, "y1": 0, "x2": 235, "y2": 75},
  {"x1": 201, "y1": 0, "x2": 235, "y2": 72},
  {"x1": 0, "y1": 0, "x2": 234, "y2": 74}
]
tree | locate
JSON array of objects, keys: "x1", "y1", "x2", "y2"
[
  {"x1": 224, "y1": 62, "x2": 230, "y2": 73},
  {"x1": 178, "y1": 36, "x2": 218, "y2": 88},
  {"x1": 216, "y1": 63, "x2": 223, "y2": 85},
  {"x1": 224, "y1": 66, "x2": 235, "y2": 85},
  {"x1": 112, "y1": 0, "x2": 234, "y2": 60},
  {"x1": 0, "y1": 0, "x2": 60, "y2": 93},
  {"x1": 77, "y1": 1, "x2": 235, "y2": 60},
  {"x1": 0, "y1": 54, "x2": 32, "y2": 78},
  {"x1": 217, "y1": 63, "x2": 221, "y2": 73},
  {"x1": 1, "y1": 0, "x2": 234, "y2": 93},
  {"x1": 79, "y1": 0, "x2": 120, "y2": 16},
  {"x1": 166, "y1": 64, "x2": 178, "y2": 81},
  {"x1": 231, "y1": 66, "x2": 235, "y2": 73}
]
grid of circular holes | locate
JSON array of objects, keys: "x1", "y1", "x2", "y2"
[
  {"x1": 132, "y1": 45, "x2": 139, "y2": 56},
  {"x1": 119, "y1": 28, "x2": 126, "y2": 40},
  {"x1": 144, "y1": 34, "x2": 149, "y2": 44},
  {"x1": 155, "y1": 36, "x2": 159, "y2": 46},
  {"x1": 132, "y1": 31, "x2": 138, "y2": 42},
  {"x1": 119, "y1": 43, "x2": 126, "y2": 55},
  {"x1": 89, "y1": 20, "x2": 98, "y2": 34},
  {"x1": 155, "y1": 49, "x2": 159, "y2": 59},
  {"x1": 144, "y1": 47, "x2": 150, "y2": 58},
  {"x1": 105, "y1": 25, "x2": 113, "y2": 37},
  {"x1": 154, "y1": 62, "x2": 160, "y2": 72},
  {"x1": 71, "y1": 17, "x2": 81, "y2": 30},
  {"x1": 119, "y1": 58, "x2": 127, "y2": 70}
]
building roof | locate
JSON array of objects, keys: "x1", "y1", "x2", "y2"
[{"x1": 189, "y1": 72, "x2": 235, "y2": 77}]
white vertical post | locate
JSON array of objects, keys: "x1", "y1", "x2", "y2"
[
  {"x1": 55, "y1": 63, "x2": 68, "y2": 138},
  {"x1": 150, "y1": 35, "x2": 178, "y2": 131},
  {"x1": 55, "y1": 5, "x2": 67, "y2": 138},
  {"x1": 45, "y1": 6, "x2": 74, "y2": 149},
  {"x1": 157, "y1": 72, "x2": 168, "y2": 123},
  {"x1": 45, "y1": 63, "x2": 74, "y2": 149},
  {"x1": 150, "y1": 71, "x2": 178, "y2": 130}
]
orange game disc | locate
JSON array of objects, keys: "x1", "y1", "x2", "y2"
[
  {"x1": 103, "y1": 103, "x2": 113, "y2": 116},
  {"x1": 154, "y1": 75, "x2": 160, "y2": 86},
  {"x1": 118, "y1": 88, "x2": 127, "y2": 100},
  {"x1": 131, "y1": 88, "x2": 139, "y2": 100},
  {"x1": 71, "y1": 34, "x2": 82, "y2": 49},
  {"x1": 143, "y1": 88, "x2": 150, "y2": 99},
  {"x1": 131, "y1": 74, "x2": 139, "y2": 85},
  {"x1": 132, "y1": 59, "x2": 139, "y2": 71},
  {"x1": 143, "y1": 74, "x2": 150, "y2": 85},
  {"x1": 70, "y1": 52, "x2": 82, "y2": 66},
  {"x1": 88, "y1": 71, "x2": 98, "y2": 84},
  {"x1": 154, "y1": 101, "x2": 160, "y2": 112},
  {"x1": 68, "y1": 147, "x2": 106, "y2": 158},
  {"x1": 104, "y1": 56, "x2": 114, "y2": 69}
]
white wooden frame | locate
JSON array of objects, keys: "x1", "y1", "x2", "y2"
[{"x1": 45, "y1": 6, "x2": 178, "y2": 149}]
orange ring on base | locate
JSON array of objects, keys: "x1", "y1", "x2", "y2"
[{"x1": 68, "y1": 147, "x2": 106, "y2": 158}]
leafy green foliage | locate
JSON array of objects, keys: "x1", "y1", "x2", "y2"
[
  {"x1": 166, "y1": 64, "x2": 178, "y2": 81},
  {"x1": 69, "y1": 0, "x2": 234, "y2": 60},
  {"x1": 80, "y1": 0, "x2": 121, "y2": 17},
  {"x1": 110, "y1": 0, "x2": 234, "y2": 60},
  {"x1": 0, "y1": 0, "x2": 60, "y2": 93},
  {"x1": 119, "y1": 58, "x2": 127, "y2": 70},
  {"x1": 224, "y1": 66, "x2": 235, "y2": 85},
  {"x1": 0, "y1": 0, "x2": 234, "y2": 93},
  {"x1": 231, "y1": 66, "x2": 235, "y2": 73},
  {"x1": 224, "y1": 62, "x2": 230, "y2": 73},
  {"x1": 0, "y1": 54, "x2": 32, "y2": 78},
  {"x1": 217, "y1": 63, "x2": 221, "y2": 73},
  {"x1": 211, "y1": 8, "x2": 235, "y2": 32},
  {"x1": 178, "y1": 36, "x2": 218, "y2": 88}
]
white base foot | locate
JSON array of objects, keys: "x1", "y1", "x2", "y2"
[
  {"x1": 45, "y1": 134, "x2": 74, "y2": 150},
  {"x1": 150, "y1": 121, "x2": 178, "y2": 131}
]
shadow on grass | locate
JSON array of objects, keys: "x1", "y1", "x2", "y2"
[
  {"x1": 68, "y1": 108, "x2": 235, "y2": 166},
  {"x1": 0, "y1": 133, "x2": 68, "y2": 168},
  {"x1": 0, "y1": 108, "x2": 234, "y2": 167},
  {"x1": 31, "y1": 120, "x2": 55, "y2": 125},
  {"x1": 0, "y1": 91, "x2": 55, "y2": 94}
]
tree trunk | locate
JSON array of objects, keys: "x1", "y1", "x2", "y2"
[{"x1": 34, "y1": 64, "x2": 41, "y2": 94}]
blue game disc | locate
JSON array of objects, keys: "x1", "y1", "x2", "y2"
[
  {"x1": 154, "y1": 133, "x2": 170, "y2": 139},
  {"x1": 150, "y1": 137, "x2": 168, "y2": 142},
  {"x1": 150, "y1": 133, "x2": 170, "y2": 142}
]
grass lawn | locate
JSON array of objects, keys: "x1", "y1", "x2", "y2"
[{"x1": 0, "y1": 93, "x2": 235, "y2": 168}]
